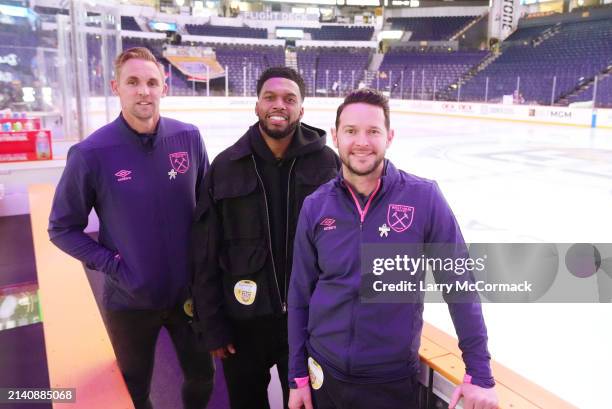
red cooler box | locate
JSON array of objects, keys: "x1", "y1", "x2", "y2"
[{"x1": 0, "y1": 129, "x2": 53, "y2": 163}]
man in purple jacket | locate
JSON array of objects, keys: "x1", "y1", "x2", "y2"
[
  {"x1": 288, "y1": 89, "x2": 499, "y2": 409},
  {"x1": 48, "y1": 48, "x2": 213, "y2": 409}
]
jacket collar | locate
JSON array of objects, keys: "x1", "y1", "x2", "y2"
[
  {"x1": 336, "y1": 159, "x2": 400, "y2": 195},
  {"x1": 115, "y1": 113, "x2": 165, "y2": 148},
  {"x1": 227, "y1": 121, "x2": 327, "y2": 161},
  {"x1": 227, "y1": 125, "x2": 255, "y2": 161},
  {"x1": 380, "y1": 160, "x2": 400, "y2": 194}
]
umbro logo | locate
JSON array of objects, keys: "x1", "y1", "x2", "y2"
[
  {"x1": 115, "y1": 169, "x2": 132, "y2": 182},
  {"x1": 320, "y1": 218, "x2": 336, "y2": 231}
]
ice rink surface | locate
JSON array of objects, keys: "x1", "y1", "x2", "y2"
[{"x1": 164, "y1": 104, "x2": 612, "y2": 409}]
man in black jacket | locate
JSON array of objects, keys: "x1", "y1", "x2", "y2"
[{"x1": 192, "y1": 67, "x2": 340, "y2": 409}]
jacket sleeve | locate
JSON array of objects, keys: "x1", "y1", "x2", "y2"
[
  {"x1": 194, "y1": 128, "x2": 209, "y2": 202},
  {"x1": 426, "y1": 181, "x2": 495, "y2": 389},
  {"x1": 288, "y1": 197, "x2": 320, "y2": 383},
  {"x1": 191, "y1": 164, "x2": 233, "y2": 350},
  {"x1": 47, "y1": 146, "x2": 118, "y2": 274}
]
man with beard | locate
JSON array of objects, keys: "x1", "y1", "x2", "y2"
[
  {"x1": 287, "y1": 89, "x2": 498, "y2": 409},
  {"x1": 191, "y1": 67, "x2": 340, "y2": 409},
  {"x1": 48, "y1": 48, "x2": 214, "y2": 409}
]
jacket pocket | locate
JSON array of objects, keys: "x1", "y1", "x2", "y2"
[
  {"x1": 220, "y1": 243, "x2": 268, "y2": 277},
  {"x1": 104, "y1": 258, "x2": 141, "y2": 308},
  {"x1": 109, "y1": 257, "x2": 138, "y2": 294},
  {"x1": 350, "y1": 303, "x2": 419, "y2": 375},
  {"x1": 214, "y1": 178, "x2": 263, "y2": 240},
  {"x1": 221, "y1": 243, "x2": 274, "y2": 318}
]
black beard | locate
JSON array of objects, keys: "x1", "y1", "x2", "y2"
[
  {"x1": 260, "y1": 119, "x2": 300, "y2": 140},
  {"x1": 342, "y1": 155, "x2": 385, "y2": 177}
]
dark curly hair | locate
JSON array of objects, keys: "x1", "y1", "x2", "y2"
[{"x1": 256, "y1": 67, "x2": 306, "y2": 101}]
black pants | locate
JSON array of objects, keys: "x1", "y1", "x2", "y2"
[
  {"x1": 104, "y1": 304, "x2": 215, "y2": 409},
  {"x1": 312, "y1": 362, "x2": 419, "y2": 409},
  {"x1": 222, "y1": 315, "x2": 289, "y2": 409}
]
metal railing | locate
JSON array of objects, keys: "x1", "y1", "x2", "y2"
[{"x1": 77, "y1": 64, "x2": 612, "y2": 108}]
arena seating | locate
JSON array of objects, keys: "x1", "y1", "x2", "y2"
[
  {"x1": 387, "y1": 16, "x2": 474, "y2": 41},
  {"x1": 567, "y1": 74, "x2": 612, "y2": 107},
  {"x1": 121, "y1": 36, "x2": 208, "y2": 95},
  {"x1": 185, "y1": 24, "x2": 267, "y2": 39},
  {"x1": 460, "y1": 18, "x2": 612, "y2": 104},
  {"x1": 315, "y1": 48, "x2": 370, "y2": 94},
  {"x1": 378, "y1": 50, "x2": 488, "y2": 99},
  {"x1": 296, "y1": 49, "x2": 318, "y2": 96},
  {"x1": 214, "y1": 45, "x2": 285, "y2": 95},
  {"x1": 120, "y1": 16, "x2": 141, "y2": 32},
  {"x1": 503, "y1": 24, "x2": 556, "y2": 43},
  {"x1": 0, "y1": 44, "x2": 36, "y2": 88},
  {"x1": 295, "y1": 47, "x2": 371, "y2": 95},
  {"x1": 85, "y1": 36, "x2": 166, "y2": 95},
  {"x1": 121, "y1": 36, "x2": 165, "y2": 58},
  {"x1": 0, "y1": 23, "x2": 38, "y2": 47},
  {"x1": 33, "y1": 6, "x2": 69, "y2": 16},
  {"x1": 88, "y1": 36, "x2": 282, "y2": 96},
  {"x1": 10, "y1": 5, "x2": 612, "y2": 106},
  {"x1": 304, "y1": 25, "x2": 374, "y2": 41},
  {"x1": 0, "y1": 23, "x2": 39, "y2": 97}
]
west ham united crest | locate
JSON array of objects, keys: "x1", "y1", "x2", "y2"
[
  {"x1": 169, "y1": 152, "x2": 190, "y2": 174},
  {"x1": 387, "y1": 204, "x2": 415, "y2": 233}
]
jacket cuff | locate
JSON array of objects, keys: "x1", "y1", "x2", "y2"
[
  {"x1": 288, "y1": 365, "x2": 309, "y2": 389},
  {"x1": 107, "y1": 253, "x2": 121, "y2": 275},
  {"x1": 295, "y1": 377, "x2": 310, "y2": 389},
  {"x1": 466, "y1": 373, "x2": 496, "y2": 389}
]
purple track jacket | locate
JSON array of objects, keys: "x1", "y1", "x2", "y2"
[
  {"x1": 288, "y1": 160, "x2": 495, "y2": 388},
  {"x1": 48, "y1": 115, "x2": 208, "y2": 310}
]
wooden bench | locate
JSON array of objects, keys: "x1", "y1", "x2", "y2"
[
  {"x1": 420, "y1": 322, "x2": 577, "y2": 409},
  {"x1": 28, "y1": 184, "x2": 133, "y2": 409}
]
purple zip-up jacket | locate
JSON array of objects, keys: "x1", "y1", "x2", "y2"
[
  {"x1": 48, "y1": 115, "x2": 208, "y2": 310},
  {"x1": 288, "y1": 160, "x2": 494, "y2": 387}
]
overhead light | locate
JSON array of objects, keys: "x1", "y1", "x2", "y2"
[
  {"x1": 0, "y1": 5, "x2": 28, "y2": 18},
  {"x1": 277, "y1": 28, "x2": 304, "y2": 39},
  {"x1": 22, "y1": 87, "x2": 35, "y2": 103},
  {"x1": 42, "y1": 87, "x2": 53, "y2": 105},
  {"x1": 377, "y1": 30, "x2": 404, "y2": 41}
]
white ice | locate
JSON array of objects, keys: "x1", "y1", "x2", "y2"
[
  {"x1": 6, "y1": 102, "x2": 608, "y2": 408},
  {"x1": 165, "y1": 104, "x2": 612, "y2": 409}
]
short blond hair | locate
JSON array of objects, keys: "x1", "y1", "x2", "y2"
[{"x1": 114, "y1": 47, "x2": 165, "y2": 80}]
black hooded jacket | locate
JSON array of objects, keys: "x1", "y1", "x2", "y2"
[{"x1": 191, "y1": 121, "x2": 340, "y2": 350}]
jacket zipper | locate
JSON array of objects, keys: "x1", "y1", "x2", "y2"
[
  {"x1": 343, "y1": 178, "x2": 382, "y2": 372},
  {"x1": 251, "y1": 155, "x2": 285, "y2": 314},
  {"x1": 345, "y1": 179, "x2": 382, "y2": 229},
  {"x1": 283, "y1": 158, "x2": 297, "y2": 313}
]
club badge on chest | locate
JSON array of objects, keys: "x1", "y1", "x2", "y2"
[{"x1": 168, "y1": 152, "x2": 190, "y2": 180}]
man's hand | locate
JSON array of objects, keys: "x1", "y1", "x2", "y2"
[
  {"x1": 288, "y1": 387, "x2": 313, "y2": 409},
  {"x1": 211, "y1": 344, "x2": 236, "y2": 359},
  {"x1": 449, "y1": 383, "x2": 498, "y2": 409}
]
